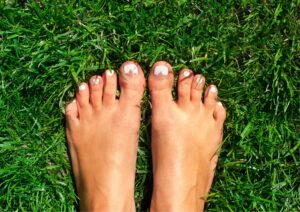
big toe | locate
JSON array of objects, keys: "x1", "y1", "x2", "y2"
[
  {"x1": 148, "y1": 61, "x2": 174, "y2": 106},
  {"x1": 119, "y1": 61, "x2": 145, "y2": 108}
]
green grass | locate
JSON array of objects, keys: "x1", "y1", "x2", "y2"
[{"x1": 1, "y1": 0, "x2": 299, "y2": 210}]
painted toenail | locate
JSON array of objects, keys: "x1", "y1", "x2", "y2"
[
  {"x1": 196, "y1": 75, "x2": 203, "y2": 85},
  {"x1": 183, "y1": 70, "x2": 191, "y2": 77},
  {"x1": 124, "y1": 64, "x2": 138, "y2": 75},
  {"x1": 217, "y1": 101, "x2": 223, "y2": 106},
  {"x1": 72, "y1": 99, "x2": 76, "y2": 103},
  {"x1": 79, "y1": 84, "x2": 86, "y2": 91},
  {"x1": 66, "y1": 108, "x2": 72, "y2": 112},
  {"x1": 210, "y1": 86, "x2": 218, "y2": 93},
  {"x1": 106, "y1": 69, "x2": 114, "y2": 77},
  {"x1": 92, "y1": 78, "x2": 100, "y2": 85},
  {"x1": 154, "y1": 65, "x2": 168, "y2": 76}
]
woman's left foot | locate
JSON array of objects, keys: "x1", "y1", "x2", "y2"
[{"x1": 149, "y1": 61, "x2": 226, "y2": 211}]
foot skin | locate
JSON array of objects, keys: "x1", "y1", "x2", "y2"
[
  {"x1": 65, "y1": 61, "x2": 145, "y2": 211},
  {"x1": 149, "y1": 61, "x2": 226, "y2": 211}
]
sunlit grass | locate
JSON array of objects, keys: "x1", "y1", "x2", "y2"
[{"x1": 0, "y1": 0, "x2": 299, "y2": 210}]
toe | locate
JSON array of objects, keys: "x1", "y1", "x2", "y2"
[
  {"x1": 191, "y1": 74, "x2": 206, "y2": 105},
  {"x1": 177, "y1": 68, "x2": 194, "y2": 106},
  {"x1": 148, "y1": 61, "x2": 174, "y2": 106},
  {"x1": 65, "y1": 100, "x2": 79, "y2": 127},
  {"x1": 65, "y1": 100, "x2": 80, "y2": 186},
  {"x1": 119, "y1": 61, "x2": 146, "y2": 108},
  {"x1": 102, "y1": 69, "x2": 117, "y2": 106},
  {"x1": 89, "y1": 75, "x2": 103, "y2": 110},
  {"x1": 76, "y1": 82, "x2": 91, "y2": 111},
  {"x1": 204, "y1": 85, "x2": 218, "y2": 112},
  {"x1": 213, "y1": 101, "x2": 226, "y2": 129}
]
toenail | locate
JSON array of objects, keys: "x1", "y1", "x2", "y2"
[
  {"x1": 196, "y1": 75, "x2": 203, "y2": 85},
  {"x1": 106, "y1": 69, "x2": 114, "y2": 77},
  {"x1": 210, "y1": 86, "x2": 218, "y2": 93},
  {"x1": 217, "y1": 101, "x2": 223, "y2": 106},
  {"x1": 92, "y1": 78, "x2": 100, "y2": 85},
  {"x1": 183, "y1": 70, "x2": 191, "y2": 77},
  {"x1": 66, "y1": 108, "x2": 72, "y2": 113},
  {"x1": 154, "y1": 65, "x2": 168, "y2": 76},
  {"x1": 79, "y1": 84, "x2": 86, "y2": 91},
  {"x1": 124, "y1": 64, "x2": 138, "y2": 75},
  {"x1": 72, "y1": 99, "x2": 76, "y2": 103}
]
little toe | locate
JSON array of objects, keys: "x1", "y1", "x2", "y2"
[
  {"x1": 102, "y1": 69, "x2": 117, "y2": 106},
  {"x1": 65, "y1": 100, "x2": 79, "y2": 182},
  {"x1": 148, "y1": 61, "x2": 174, "y2": 106},
  {"x1": 119, "y1": 61, "x2": 146, "y2": 108},
  {"x1": 89, "y1": 75, "x2": 103, "y2": 110},
  {"x1": 177, "y1": 68, "x2": 194, "y2": 106},
  {"x1": 76, "y1": 82, "x2": 91, "y2": 111},
  {"x1": 204, "y1": 85, "x2": 218, "y2": 112},
  {"x1": 65, "y1": 99, "x2": 79, "y2": 127},
  {"x1": 213, "y1": 101, "x2": 226, "y2": 129},
  {"x1": 191, "y1": 74, "x2": 206, "y2": 105}
]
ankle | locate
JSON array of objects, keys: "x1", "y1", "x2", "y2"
[
  {"x1": 79, "y1": 187, "x2": 135, "y2": 211},
  {"x1": 150, "y1": 187, "x2": 198, "y2": 211},
  {"x1": 80, "y1": 197, "x2": 135, "y2": 211},
  {"x1": 151, "y1": 198, "x2": 198, "y2": 212},
  {"x1": 150, "y1": 170, "x2": 209, "y2": 211},
  {"x1": 151, "y1": 197, "x2": 205, "y2": 212}
]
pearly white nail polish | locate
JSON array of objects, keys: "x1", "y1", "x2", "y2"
[
  {"x1": 72, "y1": 99, "x2": 76, "y2": 103},
  {"x1": 183, "y1": 70, "x2": 190, "y2": 77},
  {"x1": 196, "y1": 75, "x2": 203, "y2": 85},
  {"x1": 210, "y1": 86, "x2": 218, "y2": 93},
  {"x1": 106, "y1": 70, "x2": 114, "y2": 77},
  {"x1": 154, "y1": 65, "x2": 168, "y2": 76},
  {"x1": 79, "y1": 84, "x2": 86, "y2": 91},
  {"x1": 124, "y1": 64, "x2": 138, "y2": 75},
  {"x1": 65, "y1": 108, "x2": 72, "y2": 113},
  {"x1": 93, "y1": 78, "x2": 100, "y2": 85},
  {"x1": 217, "y1": 101, "x2": 223, "y2": 106}
]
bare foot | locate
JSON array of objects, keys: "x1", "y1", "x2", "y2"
[
  {"x1": 149, "y1": 61, "x2": 226, "y2": 211},
  {"x1": 65, "y1": 62, "x2": 145, "y2": 211}
]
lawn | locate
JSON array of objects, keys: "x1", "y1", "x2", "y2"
[{"x1": 0, "y1": 0, "x2": 299, "y2": 211}]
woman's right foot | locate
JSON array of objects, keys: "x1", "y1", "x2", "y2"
[
  {"x1": 65, "y1": 61, "x2": 145, "y2": 211},
  {"x1": 149, "y1": 61, "x2": 226, "y2": 211}
]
